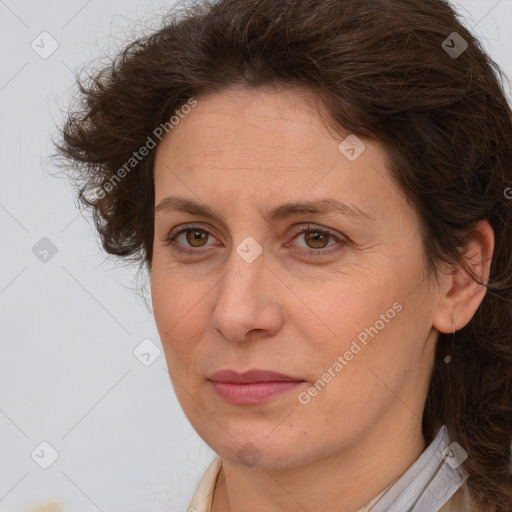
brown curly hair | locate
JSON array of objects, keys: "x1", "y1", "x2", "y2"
[{"x1": 55, "y1": 0, "x2": 512, "y2": 509}]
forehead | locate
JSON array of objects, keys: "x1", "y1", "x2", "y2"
[
  {"x1": 152, "y1": 85, "x2": 404, "y2": 226},
  {"x1": 154, "y1": 84, "x2": 342, "y2": 171}
]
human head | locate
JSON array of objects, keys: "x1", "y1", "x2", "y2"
[{"x1": 56, "y1": 0, "x2": 512, "y2": 509}]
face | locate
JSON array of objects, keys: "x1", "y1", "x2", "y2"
[{"x1": 150, "y1": 84, "x2": 440, "y2": 469}]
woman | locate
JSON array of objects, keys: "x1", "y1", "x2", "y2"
[{"x1": 56, "y1": 0, "x2": 512, "y2": 510}]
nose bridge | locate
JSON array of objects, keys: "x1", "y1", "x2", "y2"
[
  {"x1": 218, "y1": 247, "x2": 267, "y2": 314},
  {"x1": 211, "y1": 245, "x2": 282, "y2": 342},
  {"x1": 222, "y1": 230, "x2": 268, "y2": 297}
]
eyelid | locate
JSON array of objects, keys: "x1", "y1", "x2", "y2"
[
  {"x1": 287, "y1": 223, "x2": 344, "y2": 240},
  {"x1": 164, "y1": 223, "x2": 221, "y2": 250},
  {"x1": 163, "y1": 222, "x2": 347, "y2": 257},
  {"x1": 284, "y1": 223, "x2": 347, "y2": 252},
  {"x1": 165, "y1": 222, "x2": 343, "y2": 241},
  {"x1": 166, "y1": 222, "x2": 220, "y2": 240}
]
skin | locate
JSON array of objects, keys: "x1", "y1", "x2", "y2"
[{"x1": 150, "y1": 84, "x2": 494, "y2": 512}]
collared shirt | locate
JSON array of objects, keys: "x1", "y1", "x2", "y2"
[{"x1": 187, "y1": 426, "x2": 477, "y2": 512}]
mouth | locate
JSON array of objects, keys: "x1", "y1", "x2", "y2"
[{"x1": 207, "y1": 369, "x2": 306, "y2": 404}]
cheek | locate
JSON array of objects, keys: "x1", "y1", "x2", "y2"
[
  {"x1": 150, "y1": 269, "x2": 211, "y2": 369},
  {"x1": 150, "y1": 269, "x2": 175, "y2": 335},
  {"x1": 151, "y1": 259, "x2": 197, "y2": 328},
  {"x1": 304, "y1": 282, "x2": 431, "y2": 422},
  {"x1": 299, "y1": 275, "x2": 397, "y2": 352},
  {"x1": 296, "y1": 276, "x2": 412, "y2": 397}
]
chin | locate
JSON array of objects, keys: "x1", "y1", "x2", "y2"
[{"x1": 198, "y1": 422, "x2": 322, "y2": 470}]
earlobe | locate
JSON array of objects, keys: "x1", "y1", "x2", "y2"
[{"x1": 432, "y1": 219, "x2": 495, "y2": 334}]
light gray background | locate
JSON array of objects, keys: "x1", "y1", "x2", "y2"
[{"x1": 0, "y1": 1, "x2": 511, "y2": 511}]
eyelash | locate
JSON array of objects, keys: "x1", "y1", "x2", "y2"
[{"x1": 161, "y1": 224, "x2": 347, "y2": 257}]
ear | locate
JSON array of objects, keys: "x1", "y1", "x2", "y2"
[{"x1": 432, "y1": 220, "x2": 495, "y2": 334}]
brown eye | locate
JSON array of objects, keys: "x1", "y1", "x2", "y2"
[
  {"x1": 185, "y1": 229, "x2": 209, "y2": 247},
  {"x1": 164, "y1": 226, "x2": 218, "y2": 254},
  {"x1": 303, "y1": 230, "x2": 331, "y2": 249},
  {"x1": 287, "y1": 224, "x2": 348, "y2": 257}
]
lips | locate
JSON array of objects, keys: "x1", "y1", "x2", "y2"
[
  {"x1": 208, "y1": 369, "x2": 305, "y2": 384},
  {"x1": 207, "y1": 369, "x2": 306, "y2": 404}
]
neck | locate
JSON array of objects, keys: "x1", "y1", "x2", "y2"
[{"x1": 212, "y1": 415, "x2": 426, "y2": 512}]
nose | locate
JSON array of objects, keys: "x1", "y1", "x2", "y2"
[{"x1": 210, "y1": 249, "x2": 284, "y2": 343}]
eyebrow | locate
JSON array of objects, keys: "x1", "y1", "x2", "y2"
[{"x1": 155, "y1": 195, "x2": 376, "y2": 223}]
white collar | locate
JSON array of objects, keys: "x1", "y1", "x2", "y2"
[
  {"x1": 187, "y1": 426, "x2": 467, "y2": 512},
  {"x1": 368, "y1": 426, "x2": 468, "y2": 511}
]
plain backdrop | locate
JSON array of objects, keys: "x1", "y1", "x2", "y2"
[{"x1": 0, "y1": 1, "x2": 511, "y2": 511}]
